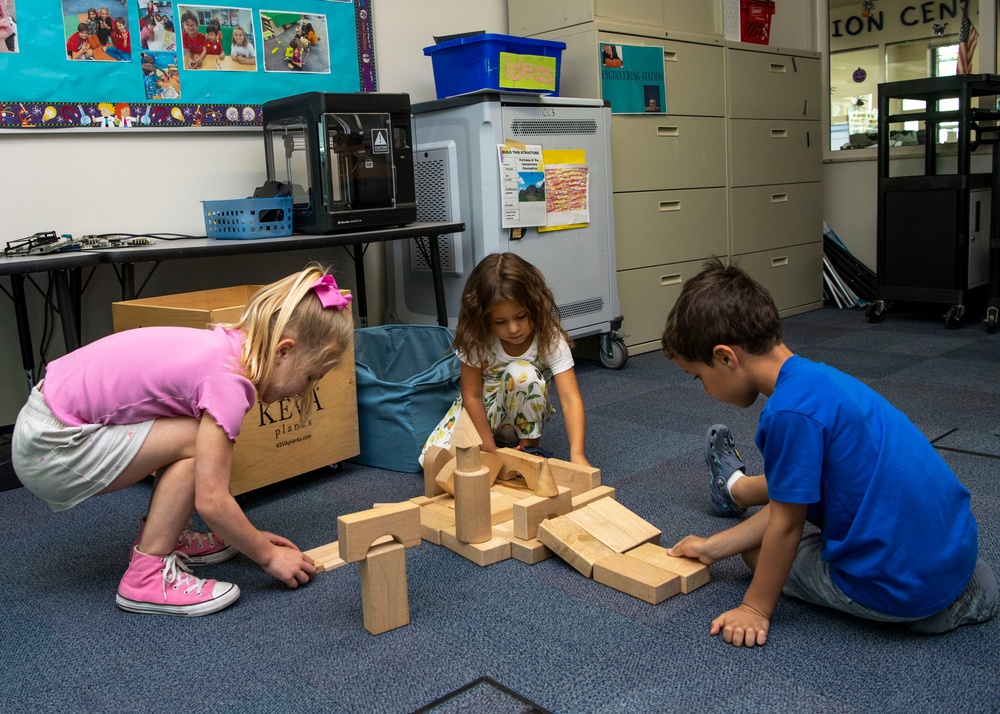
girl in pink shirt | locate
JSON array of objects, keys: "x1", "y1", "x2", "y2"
[{"x1": 11, "y1": 265, "x2": 354, "y2": 617}]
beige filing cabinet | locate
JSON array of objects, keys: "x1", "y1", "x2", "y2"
[
  {"x1": 523, "y1": 21, "x2": 729, "y2": 354},
  {"x1": 727, "y1": 44, "x2": 823, "y2": 317},
  {"x1": 511, "y1": 1, "x2": 823, "y2": 354}
]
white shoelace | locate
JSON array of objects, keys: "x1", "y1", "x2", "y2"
[
  {"x1": 160, "y1": 552, "x2": 208, "y2": 600},
  {"x1": 177, "y1": 529, "x2": 217, "y2": 549}
]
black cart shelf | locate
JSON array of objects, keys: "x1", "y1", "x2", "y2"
[{"x1": 870, "y1": 74, "x2": 1000, "y2": 331}]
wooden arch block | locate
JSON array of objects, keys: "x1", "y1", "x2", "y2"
[{"x1": 337, "y1": 502, "x2": 421, "y2": 564}]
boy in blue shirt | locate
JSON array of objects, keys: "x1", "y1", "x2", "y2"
[{"x1": 662, "y1": 258, "x2": 996, "y2": 648}]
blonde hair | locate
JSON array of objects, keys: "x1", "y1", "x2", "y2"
[
  {"x1": 219, "y1": 263, "x2": 353, "y2": 422},
  {"x1": 454, "y1": 252, "x2": 570, "y2": 368}
]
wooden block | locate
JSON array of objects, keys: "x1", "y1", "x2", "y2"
[
  {"x1": 423, "y1": 445, "x2": 452, "y2": 497},
  {"x1": 454, "y1": 465, "x2": 492, "y2": 544},
  {"x1": 566, "y1": 498, "x2": 661, "y2": 553},
  {"x1": 337, "y1": 502, "x2": 421, "y2": 564},
  {"x1": 536, "y1": 515, "x2": 615, "y2": 577},
  {"x1": 493, "y1": 521, "x2": 552, "y2": 564},
  {"x1": 450, "y1": 408, "x2": 483, "y2": 449},
  {"x1": 434, "y1": 457, "x2": 457, "y2": 496},
  {"x1": 571, "y1": 485, "x2": 616, "y2": 510},
  {"x1": 496, "y1": 447, "x2": 546, "y2": 491},
  {"x1": 490, "y1": 481, "x2": 534, "y2": 500},
  {"x1": 489, "y1": 490, "x2": 520, "y2": 525},
  {"x1": 409, "y1": 496, "x2": 435, "y2": 507},
  {"x1": 512, "y1": 486, "x2": 572, "y2": 540},
  {"x1": 359, "y1": 541, "x2": 409, "y2": 635},
  {"x1": 418, "y1": 506, "x2": 455, "y2": 545},
  {"x1": 593, "y1": 552, "x2": 681, "y2": 605},
  {"x1": 547, "y1": 458, "x2": 602, "y2": 497},
  {"x1": 305, "y1": 534, "x2": 396, "y2": 574},
  {"x1": 626, "y1": 542, "x2": 711, "y2": 594},
  {"x1": 534, "y1": 461, "x2": 558, "y2": 497},
  {"x1": 440, "y1": 527, "x2": 511, "y2": 566},
  {"x1": 480, "y1": 451, "x2": 504, "y2": 485}
]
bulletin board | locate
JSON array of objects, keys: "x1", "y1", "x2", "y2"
[{"x1": 0, "y1": 0, "x2": 376, "y2": 129}]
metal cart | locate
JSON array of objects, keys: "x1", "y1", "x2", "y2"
[{"x1": 868, "y1": 74, "x2": 1000, "y2": 329}]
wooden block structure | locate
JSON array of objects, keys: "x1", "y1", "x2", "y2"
[
  {"x1": 327, "y1": 503, "x2": 422, "y2": 635},
  {"x1": 403, "y1": 435, "x2": 709, "y2": 604},
  {"x1": 538, "y1": 503, "x2": 710, "y2": 604}
]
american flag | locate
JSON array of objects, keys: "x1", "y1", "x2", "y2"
[{"x1": 957, "y1": 2, "x2": 978, "y2": 75}]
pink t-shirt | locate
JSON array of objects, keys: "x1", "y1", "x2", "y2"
[{"x1": 43, "y1": 326, "x2": 256, "y2": 441}]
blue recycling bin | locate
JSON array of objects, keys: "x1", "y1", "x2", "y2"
[{"x1": 351, "y1": 324, "x2": 460, "y2": 473}]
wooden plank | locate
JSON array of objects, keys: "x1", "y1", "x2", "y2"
[
  {"x1": 493, "y1": 521, "x2": 552, "y2": 564},
  {"x1": 337, "y1": 502, "x2": 421, "y2": 564},
  {"x1": 489, "y1": 490, "x2": 520, "y2": 525},
  {"x1": 418, "y1": 507, "x2": 455, "y2": 545},
  {"x1": 536, "y1": 515, "x2": 615, "y2": 578},
  {"x1": 307, "y1": 535, "x2": 395, "y2": 573},
  {"x1": 490, "y1": 481, "x2": 534, "y2": 500},
  {"x1": 439, "y1": 527, "x2": 511, "y2": 566},
  {"x1": 571, "y1": 485, "x2": 616, "y2": 510},
  {"x1": 547, "y1": 458, "x2": 602, "y2": 497},
  {"x1": 512, "y1": 486, "x2": 572, "y2": 540},
  {"x1": 566, "y1": 498, "x2": 661, "y2": 553},
  {"x1": 359, "y1": 541, "x2": 409, "y2": 635},
  {"x1": 625, "y1": 542, "x2": 711, "y2": 594},
  {"x1": 593, "y1": 552, "x2": 681, "y2": 604}
]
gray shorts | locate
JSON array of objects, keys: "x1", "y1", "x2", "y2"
[
  {"x1": 12, "y1": 384, "x2": 154, "y2": 512},
  {"x1": 783, "y1": 532, "x2": 996, "y2": 632},
  {"x1": 783, "y1": 531, "x2": 919, "y2": 624}
]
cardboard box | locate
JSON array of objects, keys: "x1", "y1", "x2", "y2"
[{"x1": 112, "y1": 285, "x2": 360, "y2": 495}]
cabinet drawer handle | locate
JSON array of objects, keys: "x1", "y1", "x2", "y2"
[
  {"x1": 770, "y1": 63, "x2": 787, "y2": 73},
  {"x1": 661, "y1": 273, "x2": 683, "y2": 286},
  {"x1": 770, "y1": 193, "x2": 789, "y2": 203},
  {"x1": 658, "y1": 200, "x2": 682, "y2": 212},
  {"x1": 663, "y1": 50, "x2": 677, "y2": 63},
  {"x1": 771, "y1": 129, "x2": 788, "y2": 139},
  {"x1": 657, "y1": 126, "x2": 680, "y2": 137},
  {"x1": 772, "y1": 256, "x2": 789, "y2": 268}
]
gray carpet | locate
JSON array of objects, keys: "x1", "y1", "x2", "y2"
[{"x1": 1, "y1": 303, "x2": 998, "y2": 713}]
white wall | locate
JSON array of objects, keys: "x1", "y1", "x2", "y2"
[{"x1": 0, "y1": 0, "x2": 508, "y2": 425}]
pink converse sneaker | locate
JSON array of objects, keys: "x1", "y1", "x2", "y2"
[
  {"x1": 135, "y1": 519, "x2": 237, "y2": 565},
  {"x1": 116, "y1": 547, "x2": 240, "y2": 617}
]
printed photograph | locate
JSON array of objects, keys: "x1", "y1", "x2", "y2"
[
  {"x1": 177, "y1": 4, "x2": 257, "y2": 70},
  {"x1": 600, "y1": 43, "x2": 622, "y2": 68},
  {"x1": 62, "y1": 0, "x2": 133, "y2": 62},
  {"x1": 140, "y1": 50, "x2": 180, "y2": 99},
  {"x1": 139, "y1": 1, "x2": 176, "y2": 52},
  {"x1": 1, "y1": 0, "x2": 17, "y2": 54},
  {"x1": 260, "y1": 10, "x2": 328, "y2": 74}
]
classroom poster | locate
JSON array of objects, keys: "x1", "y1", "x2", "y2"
[
  {"x1": 599, "y1": 43, "x2": 666, "y2": 115},
  {"x1": 540, "y1": 148, "x2": 589, "y2": 231},
  {"x1": 499, "y1": 142, "x2": 546, "y2": 229},
  {"x1": 0, "y1": 0, "x2": 374, "y2": 128}
]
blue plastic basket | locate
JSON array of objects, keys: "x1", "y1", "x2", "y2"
[
  {"x1": 423, "y1": 33, "x2": 564, "y2": 99},
  {"x1": 202, "y1": 196, "x2": 293, "y2": 239}
]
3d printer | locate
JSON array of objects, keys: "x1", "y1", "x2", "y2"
[{"x1": 262, "y1": 92, "x2": 417, "y2": 234}]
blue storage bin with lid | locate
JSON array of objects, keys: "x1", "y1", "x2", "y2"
[
  {"x1": 351, "y1": 324, "x2": 460, "y2": 473},
  {"x1": 423, "y1": 33, "x2": 565, "y2": 99}
]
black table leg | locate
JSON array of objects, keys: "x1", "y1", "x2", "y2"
[
  {"x1": 352, "y1": 244, "x2": 369, "y2": 328},
  {"x1": 9, "y1": 274, "x2": 35, "y2": 390},
  {"x1": 52, "y1": 270, "x2": 80, "y2": 353},
  {"x1": 427, "y1": 234, "x2": 448, "y2": 327}
]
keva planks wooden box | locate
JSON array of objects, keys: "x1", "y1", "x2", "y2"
[{"x1": 111, "y1": 285, "x2": 360, "y2": 495}]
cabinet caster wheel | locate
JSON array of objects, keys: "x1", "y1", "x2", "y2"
[
  {"x1": 599, "y1": 336, "x2": 629, "y2": 370},
  {"x1": 987, "y1": 307, "x2": 998, "y2": 334},
  {"x1": 865, "y1": 300, "x2": 887, "y2": 324},
  {"x1": 945, "y1": 304, "x2": 965, "y2": 330}
]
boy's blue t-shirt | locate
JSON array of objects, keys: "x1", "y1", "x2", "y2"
[{"x1": 758, "y1": 355, "x2": 977, "y2": 618}]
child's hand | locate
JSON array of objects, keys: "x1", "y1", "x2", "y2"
[
  {"x1": 710, "y1": 603, "x2": 770, "y2": 647},
  {"x1": 260, "y1": 531, "x2": 316, "y2": 587},
  {"x1": 667, "y1": 535, "x2": 715, "y2": 564}
]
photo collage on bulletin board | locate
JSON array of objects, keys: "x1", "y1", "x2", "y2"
[{"x1": 0, "y1": 0, "x2": 375, "y2": 128}]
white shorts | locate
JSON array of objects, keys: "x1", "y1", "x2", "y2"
[{"x1": 11, "y1": 384, "x2": 154, "y2": 512}]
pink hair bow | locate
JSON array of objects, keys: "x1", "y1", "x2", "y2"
[{"x1": 311, "y1": 275, "x2": 353, "y2": 309}]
